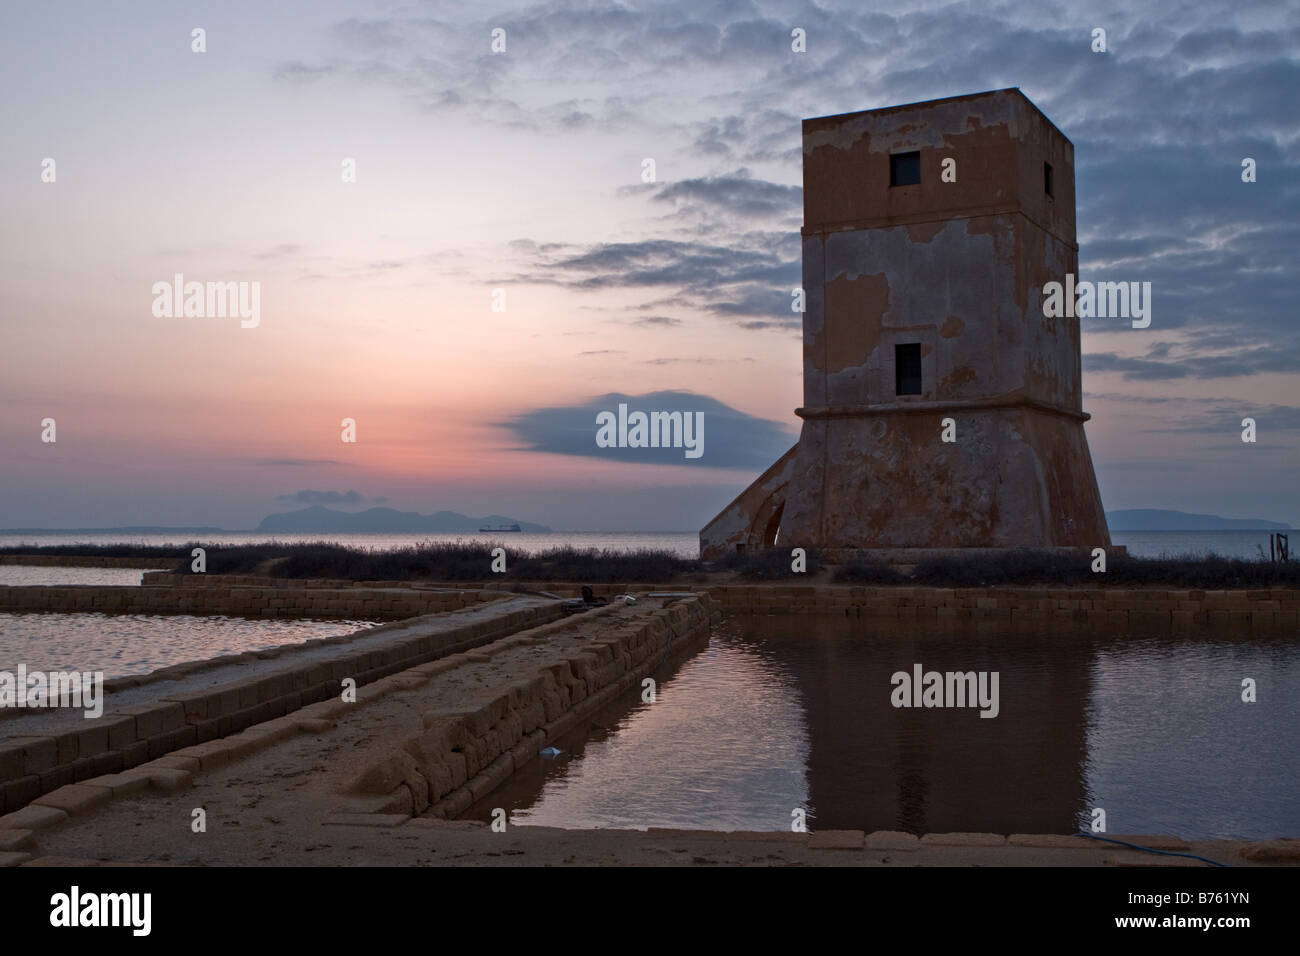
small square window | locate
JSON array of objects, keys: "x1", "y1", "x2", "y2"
[
  {"x1": 895, "y1": 343, "x2": 922, "y2": 395},
  {"x1": 890, "y1": 151, "x2": 921, "y2": 187},
  {"x1": 1044, "y1": 162, "x2": 1054, "y2": 197}
]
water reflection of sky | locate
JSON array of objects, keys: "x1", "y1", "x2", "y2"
[
  {"x1": 0, "y1": 566, "x2": 149, "y2": 586},
  {"x1": 1085, "y1": 640, "x2": 1300, "y2": 839},
  {"x1": 496, "y1": 634, "x2": 811, "y2": 832},
  {"x1": 0, "y1": 613, "x2": 377, "y2": 677},
  {"x1": 479, "y1": 620, "x2": 1300, "y2": 839}
]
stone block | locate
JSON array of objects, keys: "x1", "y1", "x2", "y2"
[
  {"x1": 1008, "y1": 833, "x2": 1093, "y2": 849},
  {"x1": 89, "y1": 751, "x2": 124, "y2": 777},
  {"x1": 0, "y1": 829, "x2": 35, "y2": 851},
  {"x1": 865, "y1": 830, "x2": 920, "y2": 850},
  {"x1": 1109, "y1": 833, "x2": 1189, "y2": 851},
  {"x1": 1103, "y1": 852, "x2": 1207, "y2": 867},
  {"x1": 1, "y1": 775, "x2": 41, "y2": 811},
  {"x1": 1239, "y1": 838, "x2": 1300, "y2": 862},
  {"x1": 0, "y1": 741, "x2": 26, "y2": 781},
  {"x1": 120, "y1": 740, "x2": 150, "y2": 768},
  {"x1": 146, "y1": 725, "x2": 198, "y2": 760},
  {"x1": 73, "y1": 722, "x2": 111, "y2": 761},
  {"x1": 0, "y1": 804, "x2": 69, "y2": 831},
  {"x1": 84, "y1": 771, "x2": 151, "y2": 797},
  {"x1": 32, "y1": 784, "x2": 112, "y2": 815},
  {"x1": 921, "y1": 832, "x2": 1007, "y2": 847},
  {"x1": 808, "y1": 829, "x2": 865, "y2": 850},
  {"x1": 38, "y1": 764, "x2": 75, "y2": 793},
  {"x1": 150, "y1": 754, "x2": 201, "y2": 773},
  {"x1": 118, "y1": 702, "x2": 185, "y2": 739},
  {"x1": 146, "y1": 767, "x2": 192, "y2": 791},
  {"x1": 6, "y1": 737, "x2": 56, "y2": 775}
]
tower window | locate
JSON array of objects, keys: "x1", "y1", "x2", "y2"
[
  {"x1": 1044, "y1": 161, "x2": 1054, "y2": 197},
  {"x1": 895, "y1": 343, "x2": 922, "y2": 395},
  {"x1": 890, "y1": 151, "x2": 921, "y2": 187}
]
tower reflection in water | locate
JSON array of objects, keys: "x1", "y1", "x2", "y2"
[{"x1": 466, "y1": 616, "x2": 1299, "y2": 840}]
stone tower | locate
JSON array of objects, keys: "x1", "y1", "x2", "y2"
[{"x1": 701, "y1": 89, "x2": 1110, "y2": 560}]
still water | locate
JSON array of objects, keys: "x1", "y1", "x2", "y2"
[
  {"x1": 0, "y1": 566, "x2": 150, "y2": 587},
  {"x1": 465, "y1": 616, "x2": 1300, "y2": 840},
  {"x1": 0, "y1": 613, "x2": 378, "y2": 678}
]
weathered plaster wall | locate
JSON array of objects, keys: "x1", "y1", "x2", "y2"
[
  {"x1": 781, "y1": 407, "x2": 1108, "y2": 548},
  {"x1": 699, "y1": 444, "x2": 797, "y2": 559},
  {"x1": 702, "y1": 89, "x2": 1108, "y2": 556}
]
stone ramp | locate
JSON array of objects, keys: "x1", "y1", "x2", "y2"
[{"x1": 0, "y1": 594, "x2": 718, "y2": 864}]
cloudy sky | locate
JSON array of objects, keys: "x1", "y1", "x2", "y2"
[{"x1": 0, "y1": 0, "x2": 1296, "y2": 531}]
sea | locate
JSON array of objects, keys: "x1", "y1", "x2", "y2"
[{"x1": 0, "y1": 529, "x2": 1290, "y2": 561}]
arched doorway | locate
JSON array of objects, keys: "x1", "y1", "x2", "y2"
[{"x1": 761, "y1": 501, "x2": 784, "y2": 549}]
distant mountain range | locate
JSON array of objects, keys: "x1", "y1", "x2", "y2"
[
  {"x1": 0, "y1": 508, "x2": 551, "y2": 535},
  {"x1": 0, "y1": 526, "x2": 227, "y2": 534},
  {"x1": 1106, "y1": 509, "x2": 1291, "y2": 531},
  {"x1": 253, "y1": 506, "x2": 551, "y2": 534}
]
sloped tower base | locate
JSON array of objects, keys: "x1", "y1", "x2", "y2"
[{"x1": 780, "y1": 405, "x2": 1107, "y2": 551}]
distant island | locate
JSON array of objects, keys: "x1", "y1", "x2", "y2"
[
  {"x1": 254, "y1": 506, "x2": 551, "y2": 534},
  {"x1": 1106, "y1": 509, "x2": 1291, "y2": 531},
  {"x1": 0, "y1": 526, "x2": 227, "y2": 534},
  {"x1": 0, "y1": 508, "x2": 551, "y2": 535}
]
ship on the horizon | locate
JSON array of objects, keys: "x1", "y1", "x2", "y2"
[{"x1": 478, "y1": 523, "x2": 522, "y2": 533}]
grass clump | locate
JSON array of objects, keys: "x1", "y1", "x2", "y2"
[{"x1": 712, "y1": 547, "x2": 825, "y2": 580}]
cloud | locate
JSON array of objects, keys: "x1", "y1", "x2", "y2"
[
  {"x1": 631, "y1": 168, "x2": 801, "y2": 221},
  {"x1": 1085, "y1": 345, "x2": 1299, "y2": 380},
  {"x1": 276, "y1": 3, "x2": 1297, "y2": 364},
  {"x1": 274, "y1": 489, "x2": 368, "y2": 505},
  {"x1": 499, "y1": 390, "x2": 796, "y2": 468},
  {"x1": 253, "y1": 243, "x2": 304, "y2": 260},
  {"x1": 505, "y1": 231, "x2": 800, "y2": 327},
  {"x1": 249, "y1": 458, "x2": 341, "y2": 467},
  {"x1": 1087, "y1": 392, "x2": 1300, "y2": 434},
  {"x1": 267, "y1": 1, "x2": 1296, "y2": 512},
  {"x1": 631, "y1": 315, "x2": 684, "y2": 327}
]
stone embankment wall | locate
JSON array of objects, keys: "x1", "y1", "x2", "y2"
[
  {"x1": 703, "y1": 585, "x2": 1300, "y2": 630},
  {"x1": 0, "y1": 584, "x2": 501, "y2": 620},
  {"x1": 141, "y1": 573, "x2": 403, "y2": 588},
  {"x1": 366, "y1": 581, "x2": 1300, "y2": 631},
  {"x1": 6, "y1": 572, "x2": 1292, "y2": 628},
  {"x1": 0, "y1": 600, "x2": 564, "y2": 813},
  {"x1": 346, "y1": 594, "x2": 718, "y2": 818}
]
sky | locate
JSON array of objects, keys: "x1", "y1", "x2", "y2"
[{"x1": 0, "y1": 0, "x2": 1296, "y2": 531}]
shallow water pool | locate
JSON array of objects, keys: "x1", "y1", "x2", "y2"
[
  {"x1": 464, "y1": 615, "x2": 1300, "y2": 840},
  {"x1": 0, "y1": 612, "x2": 378, "y2": 678}
]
